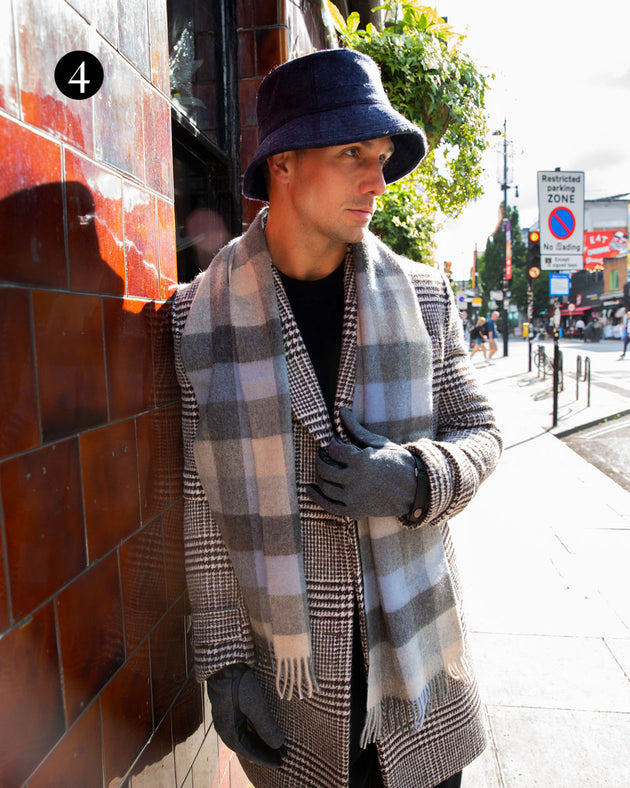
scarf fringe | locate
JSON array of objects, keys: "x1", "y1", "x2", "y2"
[
  {"x1": 359, "y1": 658, "x2": 473, "y2": 747},
  {"x1": 447, "y1": 655, "x2": 474, "y2": 684},
  {"x1": 360, "y1": 686, "x2": 431, "y2": 748},
  {"x1": 275, "y1": 656, "x2": 318, "y2": 701}
]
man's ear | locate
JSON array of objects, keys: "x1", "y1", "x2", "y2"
[{"x1": 266, "y1": 151, "x2": 295, "y2": 187}]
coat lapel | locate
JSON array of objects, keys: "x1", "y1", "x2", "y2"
[{"x1": 272, "y1": 257, "x2": 357, "y2": 447}]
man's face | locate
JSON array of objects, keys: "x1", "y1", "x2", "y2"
[{"x1": 276, "y1": 137, "x2": 394, "y2": 246}]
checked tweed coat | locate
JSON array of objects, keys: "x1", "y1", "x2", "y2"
[{"x1": 172, "y1": 228, "x2": 502, "y2": 788}]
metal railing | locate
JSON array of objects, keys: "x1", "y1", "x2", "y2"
[
  {"x1": 535, "y1": 343, "x2": 563, "y2": 390},
  {"x1": 530, "y1": 338, "x2": 592, "y2": 428}
]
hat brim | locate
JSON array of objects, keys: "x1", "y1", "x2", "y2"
[{"x1": 242, "y1": 102, "x2": 427, "y2": 202}]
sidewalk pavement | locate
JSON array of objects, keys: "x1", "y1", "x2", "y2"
[{"x1": 452, "y1": 337, "x2": 630, "y2": 787}]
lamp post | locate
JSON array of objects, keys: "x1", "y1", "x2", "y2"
[
  {"x1": 501, "y1": 119, "x2": 512, "y2": 356},
  {"x1": 498, "y1": 119, "x2": 517, "y2": 357}
]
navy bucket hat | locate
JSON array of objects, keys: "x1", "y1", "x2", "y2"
[{"x1": 243, "y1": 49, "x2": 427, "y2": 202}]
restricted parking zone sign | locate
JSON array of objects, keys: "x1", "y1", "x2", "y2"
[{"x1": 537, "y1": 171, "x2": 585, "y2": 265}]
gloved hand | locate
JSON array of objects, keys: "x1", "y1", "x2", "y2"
[
  {"x1": 206, "y1": 663, "x2": 286, "y2": 768},
  {"x1": 307, "y1": 407, "x2": 425, "y2": 520}
]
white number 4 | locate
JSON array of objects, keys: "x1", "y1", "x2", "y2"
[{"x1": 68, "y1": 61, "x2": 90, "y2": 94}]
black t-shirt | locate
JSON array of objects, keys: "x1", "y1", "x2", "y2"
[{"x1": 278, "y1": 263, "x2": 345, "y2": 418}]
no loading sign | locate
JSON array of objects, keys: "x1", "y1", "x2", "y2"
[{"x1": 537, "y1": 171, "x2": 584, "y2": 256}]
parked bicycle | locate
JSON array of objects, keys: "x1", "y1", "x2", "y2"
[{"x1": 534, "y1": 344, "x2": 554, "y2": 377}]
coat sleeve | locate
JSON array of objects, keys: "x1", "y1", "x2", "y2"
[
  {"x1": 171, "y1": 280, "x2": 255, "y2": 681},
  {"x1": 404, "y1": 269, "x2": 502, "y2": 527}
]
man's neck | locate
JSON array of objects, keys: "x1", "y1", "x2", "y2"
[{"x1": 264, "y1": 208, "x2": 348, "y2": 281}]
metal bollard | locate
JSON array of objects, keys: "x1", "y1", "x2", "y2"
[
  {"x1": 585, "y1": 357, "x2": 591, "y2": 407},
  {"x1": 576, "y1": 356, "x2": 582, "y2": 399},
  {"x1": 552, "y1": 332, "x2": 560, "y2": 427},
  {"x1": 576, "y1": 355, "x2": 591, "y2": 406}
]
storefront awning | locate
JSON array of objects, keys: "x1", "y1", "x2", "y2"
[{"x1": 560, "y1": 306, "x2": 591, "y2": 316}]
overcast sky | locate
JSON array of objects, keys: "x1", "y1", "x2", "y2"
[{"x1": 432, "y1": 0, "x2": 630, "y2": 280}]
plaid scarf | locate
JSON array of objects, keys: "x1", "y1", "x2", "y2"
[{"x1": 181, "y1": 210, "x2": 470, "y2": 744}]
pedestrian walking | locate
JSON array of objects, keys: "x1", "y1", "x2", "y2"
[
  {"x1": 469, "y1": 317, "x2": 488, "y2": 361},
  {"x1": 486, "y1": 310, "x2": 500, "y2": 360},
  {"x1": 620, "y1": 310, "x2": 630, "y2": 358},
  {"x1": 172, "y1": 49, "x2": 501, "y2": 788}
]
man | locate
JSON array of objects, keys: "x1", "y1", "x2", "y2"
[
  {"x1": 575, "y1": 316, "x2": 585, "y2": 338},
  {"x1": 486, "y1": 310, "x2": 500, "y2": 360},
  {"x1": 172, "y1": 49, "x2": 501, "y2": 788}
]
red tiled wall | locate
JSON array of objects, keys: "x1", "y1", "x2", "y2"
[{"x1": 0, "y1": 0, "x2": 211, "y2": 786}]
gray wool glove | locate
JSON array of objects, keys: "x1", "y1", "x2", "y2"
[
  {"x1": 206, "y1": 664, "x2": 285, "y2": 768},
  {"x1": 307, "y1": 407, "x2": 425, "y2": 520}
]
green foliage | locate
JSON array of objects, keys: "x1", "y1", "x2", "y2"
[
  {"x1": 369, "y1": 177, "x2": 435, "y2": 262},
  {"x1": 328, "y1": 0, "x2": 491, "y2": 263},
  {"x1": 477, "y1": 206, "x2": 550, "y2": 316}
]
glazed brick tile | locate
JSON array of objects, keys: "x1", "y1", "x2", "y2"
[
  {"x1": 127, "y1": 713, "x2": 176, "y2": 787},
  {"x1": 28, "y1": 702, "x2": 102, "y2": 788},
  {"x1": 0, "y1": 287, "x2": 40, "y2": 458},
  {"x1": 136, "y1": 409, "x2": 170, "y2": 525},
  {"x1": 56, "y1": 553, "x2": 125, "y2": 725},
  {"x1": 103, "y1": 297, "x2": 154, "y2": 421},
  {"x1": 238, "y1": 30, "x2": 256, "y2": 79},
  {"x1": 94, "y1": 39, "x2": 145, "y2": 182},
  {"x1": 236, "y1": 0, "x2": 255, "y2": 27},
  {"x1": 119, "y1": 518, "x2": 168, "y2": 653},
  {"x1": 117, "y1": 0, "x2": 150, "y2": 77},
  {"x1": 157, "y1": 200, "x2": 178, "y2": 299},
  {"x1": 123, "y1": 183, "x2": 159, "y2": 299},
  {"x1": 237, "y1": 0, "x2": 277, "y2": 27},
  {"x1": 0, "y1": 1, "x2": 19, "y2": 117},
  {"x1": 0, "y1": 439, "x2": 86, "y2": 621},
  {"x1": 16, "y1": 0, "x2": 93, "y2": 154},
  {"x1": 0, "y1": 116, "x2": 65, "y2": 288},
  {"x1": 163, "y1": 501, "x2": 186, "y2": 606},
  {"x1": 148, "y1": 0, "x2": 169, "y2": 95},
  {"x1": 256, "y1": 27, "x2": 288, "y2": 76},
  {"x1": 80, "y1": 419, "x2": 140, "y2": 561},
  {"x1": 152, "y1": 299, "x2": 179, "y2": 406},
  {"x1": 32, "y1": 290, "x2": 108, "y2": 442},
  {"x1": 238, "y1": 79, "x2": 260, "y2": 128},
  {"x1": 150, "y1": 598, "x2": 187, "y2": 724},
  {"x1": 0, "y1": 537, "x2": 9, "y2": 633},
  {"x1": 144, "y1": 86, "x2": 174, "y2": 198},
  {"x1": 65, "y1": 0, "x2": 118, "y2": 48},
  {"x1": 101, "y1": 641, "x2": 153, "y2": 786},
  {"x1": 65, "y1": 150, "x2": 125, "y2": 295},
  {"x1": 0, "y1": 604, "x2": 64, "y2": 786}
]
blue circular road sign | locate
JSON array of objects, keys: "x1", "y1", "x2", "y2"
[{"x1": 548, "y1": 207, "x2": 575, "y2": 239}]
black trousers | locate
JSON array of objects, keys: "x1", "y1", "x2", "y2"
[{"x1": 348, "y1": 605, "x2": 463, "y2": 788}]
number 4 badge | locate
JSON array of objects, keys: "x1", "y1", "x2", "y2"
[{"x1": 55, "y1": 51, "x2": 104, "y2": 100}]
